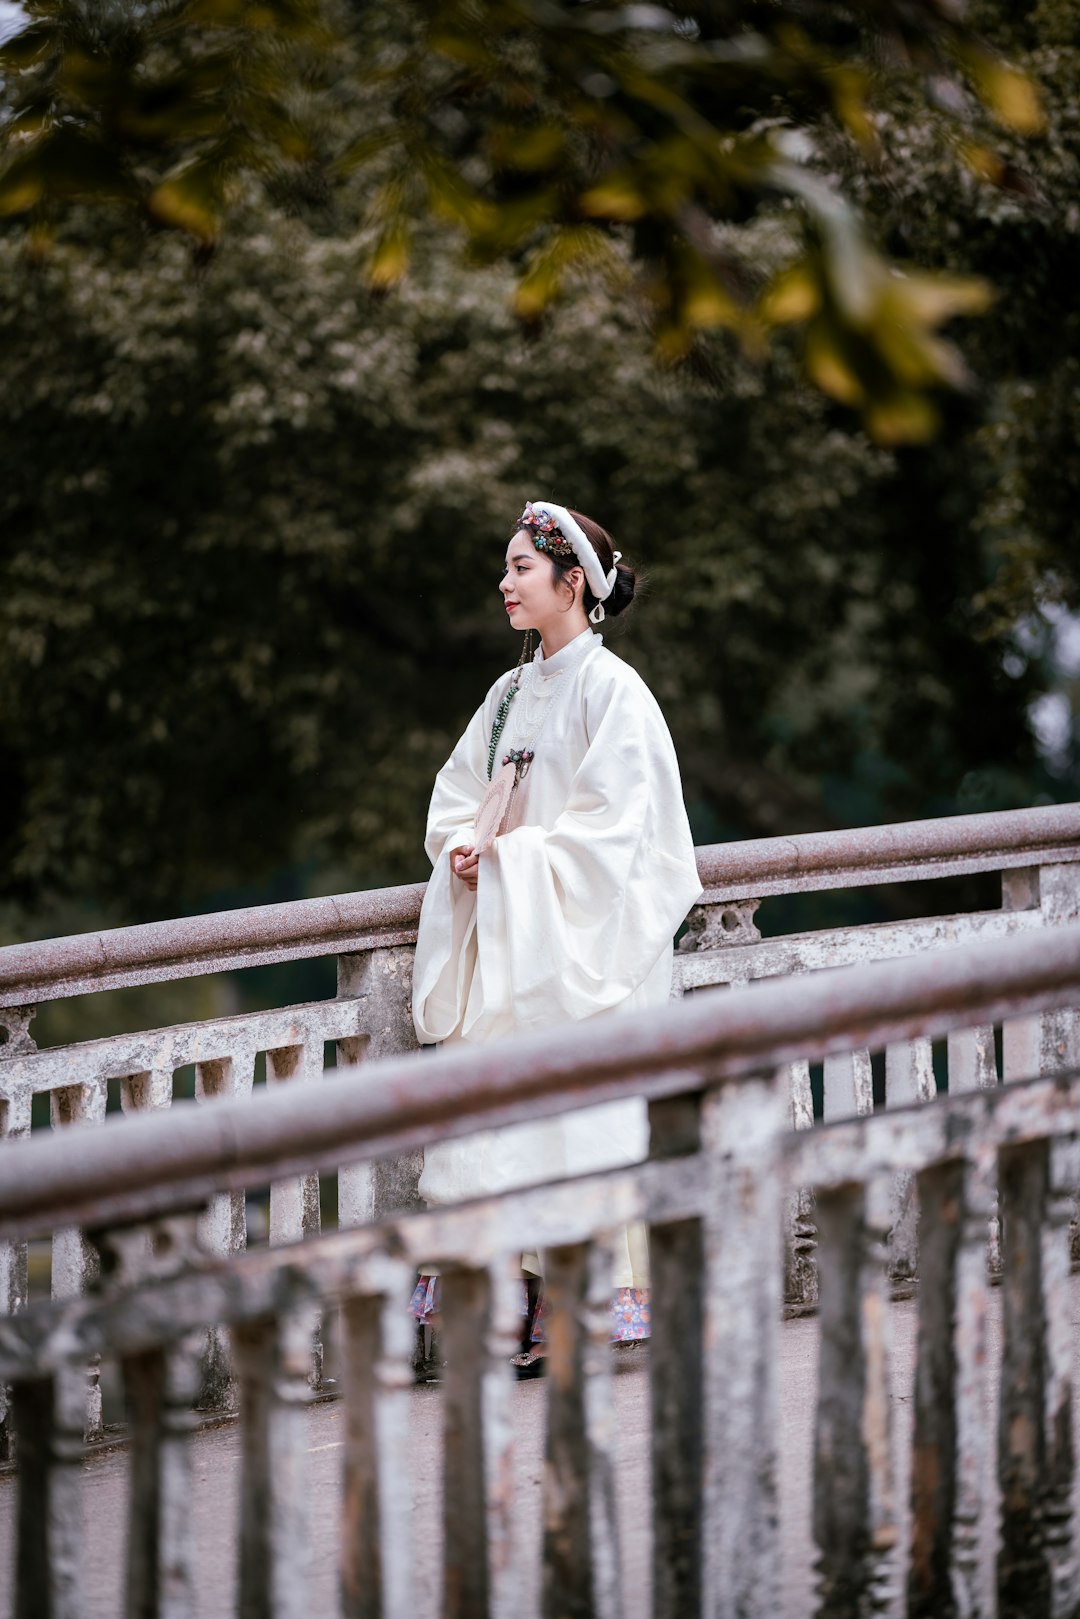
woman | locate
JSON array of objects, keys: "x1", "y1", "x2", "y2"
[{"x1": 410, "y1": 499, "x2": 702, "y2": 1369}]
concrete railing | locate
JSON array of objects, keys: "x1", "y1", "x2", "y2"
[
  {"x1": 2, "y1": 803, "x2": 1079, "y2": 1007},
  {"x1": 3, "y1": 924, "x2": 1080, "y2": 1617},
  {"x1": 2, "y1": 802, "x2": 1080, "y2": 1447}
]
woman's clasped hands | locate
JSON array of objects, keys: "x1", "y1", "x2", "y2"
[{"x1": 451, "y1": 845, "x2": 480, "y2": 891}]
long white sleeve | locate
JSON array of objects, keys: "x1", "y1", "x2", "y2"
[
  {"x1": 473, "y1": 658, "x2": 701, "y2": 1036},
  {"x1": 411, "y1": 675, "x2": 502, "y2": 1044},
  {"x1": 412, "y1": 636, "x2": 701, "y2": 1045}
]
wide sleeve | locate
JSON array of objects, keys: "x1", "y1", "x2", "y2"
[
  {"x1": 473, "y1": 665, "x2": 703, "y2": 1034},
  {"x1": 411, "y1": 678, "x2": 503, "y2": 1044}
]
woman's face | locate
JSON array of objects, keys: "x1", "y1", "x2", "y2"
[{"x1": 500, "y1": 530, "x2": 579, "y2": 630}]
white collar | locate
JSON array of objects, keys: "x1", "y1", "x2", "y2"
[{"x1": 534, "y1": 627, "x2": 599, "y2": 676}]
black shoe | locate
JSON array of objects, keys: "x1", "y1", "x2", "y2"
[{"x1": 511, "y1": 1352, "x2": 546, "y2": 1381}]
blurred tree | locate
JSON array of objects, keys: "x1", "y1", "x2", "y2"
[
  {"x1": 862, "y1": 0, "x2": 1080, "y2": 626},
  {"x1": 0, "y1": 0, "x2": 1047, "y2": 440},
  {"x1": 0, "y1": 200, "x2": 1059, "y2": 922},
  {"x1": 822, "y1": 0, "x2": 1080, "y2": 780},
  {"x1": 0, "y1": 2, "x2": 1075, "y2": 928}
]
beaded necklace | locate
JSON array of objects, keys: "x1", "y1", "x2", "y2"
[
  {"x1": 485, "y1": 631, "x2": 535, "y2": 781},
  {"x1": 485, "y1": 627, "x2": 593, "y2": 781},
  {"x1": 486, "y1": 679, "x2": 522, "y2": 781}
]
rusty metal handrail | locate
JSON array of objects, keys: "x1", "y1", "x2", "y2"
[
  {"x1": 2, "y1": 802, "x2": 1078, "y2": 1009},
  {"x1": 3, "y1": 918, "x2": 1080, "y2": 1242}
]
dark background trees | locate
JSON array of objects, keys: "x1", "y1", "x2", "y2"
[{"x1": 0, "y1": 0, "x2": 1077, "y2": 982}]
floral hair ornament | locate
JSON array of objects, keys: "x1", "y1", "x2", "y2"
[{"x1": 519, "y1": 500, "x2": 623, "y2": 624}]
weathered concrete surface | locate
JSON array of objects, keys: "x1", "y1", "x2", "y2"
[{"x1": 5, "y1": 1284, "x2": 1076, "y2": 1619}]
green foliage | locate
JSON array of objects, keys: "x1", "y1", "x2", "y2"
[
  {"x1": 0, "y1": 197, "x2": 1058, "y2": 923},
  {"x1": 824, "y1": 0, "x2": 1080, "y2": 623},
  {"x1": 0, "y1": 2, "x2": 1076, "y2": 930},
  {"x1": 0, "y1": 0, "x2": 1049, "y2": 440}
]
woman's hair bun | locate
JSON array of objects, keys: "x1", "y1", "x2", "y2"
[{"x1": 603, "y1": 560, "x2": 637, "y2": 618}]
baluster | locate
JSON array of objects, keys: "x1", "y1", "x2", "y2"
[
  {"x1": 117, "y1": 1068, "x2": 175, "y2": 1282},
  {"x1": 947, "y1": 1027, "x2": 998, "y2": 1095},
  {"x1": 195, "y1": 1047, "x2": 255, "y2": 1257},
  {"x1": 813, "y1": 1178, "x2": 899, "y2": 1619},
  {"x1": 885, "y1": 1038, "x2": 935, "y2": 1111},
  {"x1": 1036, "y1": 866, "x2": 1080, "y2": 1272},
  {"x1": 885, "y1": 1038, "x2": 936, "y2": 1288},
  {"x1": 13, "y1": 1365, "x2": 85, "y2": 1619},
  {"x1": 780, "y1": 1060, "x2": 818, "y2": 1311},
  {"x1": 649, "y1": 1093, "x2": 705, "y2": 1619},
  {"x1": 267, "y1": 1037, "x2": 325, "y2": 1390},
  {"x1": 948, "y1": 1028, "x2": 1002, "y2": 1275},
  {"x1": 337, "y1": 949, "x2": 421, "y2": 1229},
  {"x1": 1040, "y1": 865, "x2": 1080, "y2": 1084},
  {"x1": 700, "y1": 1075, "x2": 783, "y2": 1619},
  {"x1": 195, "y1": 1047, "x2": 255, "y2": 1412},
  {"x1": 50, "y1": 1081, "x2": 106, "y2": 1438},
  {"x1": 120, "y1": 1066, "x2": 173, "y2": 1115},
  {"x1": 266, "y1": 1039, "x2": 322, "y2": 1247},
  {"x1": 122, "y1": 1341, "x2": 201, "y2": 1619},
  {"x1": 908, "y1": 1152, "x2": 992, "y2": 1619},
  {"x1": 0, "y1": 1090, "x2": 31, "y2": 1461},
  {"x1": 541, "y1": 1237, "x2": 622, "y2": 1619},
  {"x1": 822, "y1": 1048, "x2": 873, "y2": 1122},
  {"x1": 95, "y1": 1213, "x2": 204, "y2": 1619},
  {"x1": 439, "y1": 1259, "x2": 518, "y2": 1619},
  {"x1": 997, "y1": 1137, "x2": 1077, "y2": 1619},
  {"x1": 1002, "y1": 867, "x2": 1045, "y2": 1088},
  {"x1": 1045, "y1": 1135, "x2": 1080, "y2": 1619},
  {"x1": 335, "y1": 1032, "x2": 373, "y2": 1229},
  {"x1": 339, "y1": 1262, "x2": 416, "y2": 1619},
  {"x1": 234, "y1": 1307, "x2": 314, "y2": 1619}
]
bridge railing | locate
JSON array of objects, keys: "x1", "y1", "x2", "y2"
[
  {"x1": 2, "y1": 803, "x2": 1079, "y2": 1442},
  {"x1": 3, "y1": 924, "x2": 1080, "y2": 1618}
]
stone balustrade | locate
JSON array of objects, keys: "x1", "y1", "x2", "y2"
[
  {"x1": 1, "y1": 802, "x2": 1079, "y2": 1452},
  {"x1": 3, "y1": 923, "x2": 1080, "y2": 1617}
]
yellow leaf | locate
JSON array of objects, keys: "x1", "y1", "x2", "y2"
[
  {"x1": 513, "y1": 237, "x2": 570, "y2": 317},
  {"x1": 967, "y1": 55, "x2": 1045, "y2": 136},
  {"x1": 579, "y1": 176, "x2": 646, "y2": 222},
  {"x1": 489, "y1": 124, "x2": 564, "y2": 172},
  {"x1": 653, "y1": 323, "x2": 692, "y2": 364},
  {"x1": 0, "y1": 171, "x2": 44, "y2": 215},
  {"x1": 684, "y1": 278, "x2": 740, "y2": 330},
  {"x1": 4, "y1": 105, "x2": 51, "y2": 140},
  {"x1": 831, "y1": 68, "x2": 878, "y2": 156},
  {"x1": 421, "y1": 157, "x2": 497, "y2": 234},
  {"x1": 882, "y1": 271, "x2": 993, "y2": 328},
  {"x1": 758, "y1": 265, "x2": 820, "y2": 326},
  {"x1": 26, "y1": 220, "x2": 52, "y2": 262},
  {"x1": 148, "y1": 166, "x2": 220, "y2": 242},
  {"x1": 0, "y1": 126, "x2": 138, "y2": 214},
  {"x1": 428, "y1": 31, "x2": 496, "y2": 70},
  {"x1": 513, "y1": 277, "x2": 553, "y2": 320},
  {"x1": 804, "y1": 325, "x2": 865, "y2": 406},
  {"x1": 958, "y1": 142, "x2": 1004, "y2": 184},
  {"x1": 367, "y1": 223, "x2": 410, "y2": 290},
  {"x1": 873, "y1": 322, "x2": 967, "y2": 390},
  {"x1": 866, "y1": 392, "x2": 939, "y2": 445}
]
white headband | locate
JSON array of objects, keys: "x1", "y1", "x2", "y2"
[{"x1": 520, "y1": 500, "x2": 623, "y2": 624}]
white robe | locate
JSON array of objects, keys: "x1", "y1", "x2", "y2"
[{"x1": 411, "y1": 628, "x2": 702, "y2": 1280}]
